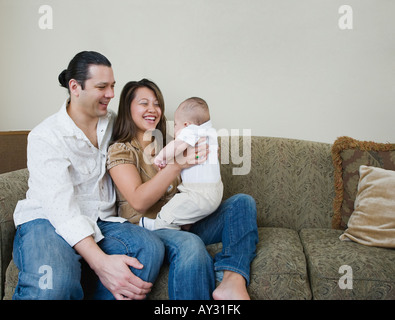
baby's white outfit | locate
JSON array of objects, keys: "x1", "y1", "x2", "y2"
[{"x1": 154, "y1": 120, "x2": 223, "y2": 230}]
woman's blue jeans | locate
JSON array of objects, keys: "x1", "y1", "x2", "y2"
[
  {"x1": 155, "y1": 193, "x2": 258, "y2": 299},
  {"x1": 12, "y1": 193, "x2": 258, "y2": 300}
]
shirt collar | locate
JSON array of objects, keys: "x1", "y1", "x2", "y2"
[
  {"x1": 57, "y1": 98, "x2": 113, "y2": 139},
  {"x1": 199, "y1": 120, "x2": 212, "y2": 129}
]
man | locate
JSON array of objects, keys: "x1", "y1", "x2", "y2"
[{"x1": 12, "y1": 51, "x2": 164, "y2": 300}]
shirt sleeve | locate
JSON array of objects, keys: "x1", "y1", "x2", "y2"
[
  {"x1": 106, "y1": 142, "x2": 138, "y2": 170},
  {"x1": 26, "y1": 132, "x2": 100, "y2": 247},
  {"x1": 176, "y1": 125, "x2": 201, "y2": 146}
]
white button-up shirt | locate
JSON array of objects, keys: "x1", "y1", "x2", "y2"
[{"x1": 14, "y1": 99, "x2": 125, "y2": 247}]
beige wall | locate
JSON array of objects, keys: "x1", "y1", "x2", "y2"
[{"x1": 0, "y1": 0, "x2": 394, "y2": 143}]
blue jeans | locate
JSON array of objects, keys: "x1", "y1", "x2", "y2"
[
  {"x1": 154, "y1": 193, "x2": 258, "y2": 299},
  {"x1": 12, "y1": 219, "x2": 164, "y2": 300},
  {"x1": 12, "y1": 194, "x2": 258, "y2": 300},
  {"x1": 192, "y1": 193, "x2": 258, "y2": 285}
]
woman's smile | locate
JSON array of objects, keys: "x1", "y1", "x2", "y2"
[{"x1": 143, "y1": 115, "x2": 157, "y2": 123}]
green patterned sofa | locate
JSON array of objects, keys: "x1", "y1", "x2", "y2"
[{"x1": 1, "y1": 136, "x2": 395, "y2": 300}]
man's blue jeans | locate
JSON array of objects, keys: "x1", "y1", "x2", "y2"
[{"x1": 12, "y1": 219, "x2": 165, "y2": 300}]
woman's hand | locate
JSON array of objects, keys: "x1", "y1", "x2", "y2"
[{"x1": 174, "y1": 137, "x2": 209, "y2": 170}]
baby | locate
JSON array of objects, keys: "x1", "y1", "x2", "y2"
[{"x1": 139, "y1": 97, "x2": 223, "y2": 230}]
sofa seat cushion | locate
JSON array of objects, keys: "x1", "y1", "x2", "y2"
[
  {"x1": 246, "y1": 227, "x2": 312, "y2": 299},
  {"x1": 3, "y1": 259, "x2": 17, "y2": 300},
  {"x1": 152, "y1": 227, "x2": 312, "y2": 300},
  {"x1": 300, "y1": 228, "x2": 395, "y2": 299}
]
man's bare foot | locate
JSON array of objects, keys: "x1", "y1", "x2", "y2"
[{"x1": 212, "y1": 271, "x2": 251, "y2": 300}]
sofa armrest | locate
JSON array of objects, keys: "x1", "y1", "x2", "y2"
[{"x1": 0, "y1": 169, "x2": 28, "y2": 299}]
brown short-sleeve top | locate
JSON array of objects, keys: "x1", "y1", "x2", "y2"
[{"x1": 107, "y1": 138, "x2": 180, "y2": 224}]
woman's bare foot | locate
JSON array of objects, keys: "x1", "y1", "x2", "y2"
[{"x1": 212, "y1": 271, "x2": 250, "y2": 300}]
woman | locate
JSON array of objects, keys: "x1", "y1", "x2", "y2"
[{"x1": 107, "y1": 79, "x2": 258, "y2": 299}]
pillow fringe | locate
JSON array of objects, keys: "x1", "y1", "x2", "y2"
[{"x1": 331, "y1": 136, "x2": 395, "y2": 229}]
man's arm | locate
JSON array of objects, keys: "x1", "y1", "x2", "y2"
[{"x1": 27, "y1": 132, "x2": 97, "y2": 246}]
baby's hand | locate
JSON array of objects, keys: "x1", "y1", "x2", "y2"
[
  {"x1": 157, "y1": 162, "x2": 167, "y2": 169},
  {"x1": 154, "y1": 158, "x2": 167, "y2": 169}
]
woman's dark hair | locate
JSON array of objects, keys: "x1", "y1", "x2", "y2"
[
  {"x1": 58, "y1": 51, "x2": 111, "y2": 93},
  {"x1": 111, "y1": 79, "x2": 167, "y2": 147}
]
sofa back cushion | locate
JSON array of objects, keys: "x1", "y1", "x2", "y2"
[{"x1": 219, "y1": 136, "x2": 334, "y2": 230}]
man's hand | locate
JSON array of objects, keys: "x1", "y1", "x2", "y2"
[
  {"x1": 94, "y1": 254, "x2": 153, "y2": 300},
  {"x1": 74, "y1": 236, "x2": 152, "y2": 300}
]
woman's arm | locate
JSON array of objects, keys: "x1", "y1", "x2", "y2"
[
  {"x1": 109, "y1": 142, "x2": 208, "y2": 213},
  {"x1": 109, "y1": 160, "x2": 181, "y2": 213},
  {"x1": 154, "y1": 139, "x2": 190, "y2": 168}
]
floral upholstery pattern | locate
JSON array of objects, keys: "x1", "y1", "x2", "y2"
[{"x1": 219, "y1": 136, "x2": 335, "y2": 230}]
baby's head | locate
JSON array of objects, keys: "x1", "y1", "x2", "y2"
[{"x1": 174, "y1": 97, "x2": 210, "y2": 135}]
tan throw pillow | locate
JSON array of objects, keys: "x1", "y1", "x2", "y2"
[{"x1": 339, "y1": 165, "x2": 395, "y2": 248}]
